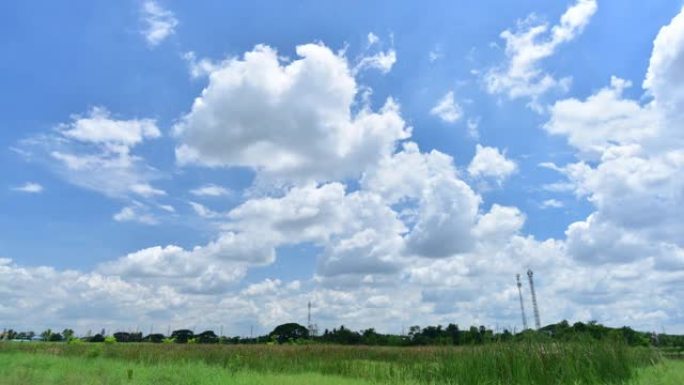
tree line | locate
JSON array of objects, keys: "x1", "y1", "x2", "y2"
[{"x1": 1, "y1": 320, "x2": 682, "y2": 348}]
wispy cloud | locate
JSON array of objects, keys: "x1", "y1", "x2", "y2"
[
  {"x1": 189, "y1": 201, "x2": 221, "y2": 219},
  {"x1": 354, "y1": 32, "x2": 397, "y2": 74},
  {"x1": 485, "y1": 0, "x2": 597, "y2": 105},
  {"x1": 430, "y1": 91, "x2": 463, "y2": 123},
  {"x1": 141, "y1": 1, "x2": 178, "y2": 47},
  {"x1": 190, "y1": 184, "x2": 231, "y2": 197},
  {"x1": 540, "y1": 199, "x2": 564, "y2": 209},
  {"x1": 12, "y1": 182, "x2": 43, "y2": 193},
  {"x1": 113, "y1": 203, "x2": 158, "y2": 225},
  {"x1": 18, "y1": 107, "x2": 163, "y2": 200}
]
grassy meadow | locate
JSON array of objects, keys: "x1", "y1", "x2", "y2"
[{"x1": 0, "y1": 340, "x2": 676, "y2": 385}]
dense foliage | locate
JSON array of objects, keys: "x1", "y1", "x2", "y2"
[{"x1": 1, "y1": 320, "x2": 682, "y2": 349}]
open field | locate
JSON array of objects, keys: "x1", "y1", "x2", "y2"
[
  {"x1": 0, "y1": 341, "x2": 670, "y2": 385},
  {"x1": 0, "y1": 353, "x2": 374, "y2": 385},
  {"x1": 630, "y1": 360, "x2": 684, "y2": 385},
  {"x1": 1, "y1": 354, "x2": 681, "y2": 385}
]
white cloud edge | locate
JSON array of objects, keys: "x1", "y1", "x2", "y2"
[{"x1": 11, "y1": 182, "x2": 44, "y2": 193}]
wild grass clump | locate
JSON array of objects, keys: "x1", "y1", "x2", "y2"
[{"x1": 0, "y1": 340, "x2": 661, "y2": 384}]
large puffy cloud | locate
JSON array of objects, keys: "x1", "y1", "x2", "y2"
[
  {"x1": 405, "y1": 174, "x2": 481, "y2": 258},
  {"x1": 644, "y1": 7, "x2": 684, "y2": 114},
  {"x1": 315, "y1": 193, "x2": 406, "y2": 280},
  {"x1": 545, "y1": 77, "x2": 660, "y2": 160},
  {"x1": 0, "y1": 258, "x2": 182, "y2": 332},
  {"x1": 226, "y1": 183, "x2": 352, "y2": 245},
  {"x1": 317, "y1": 228, "x2": 404, "y2": 278},
  {"x1": 545, "y1": 7, "x2": 684, "y2": 270},
  {"x1": 566, "y1": 148, "x2": 684, "y2": 237},
  {"x1": 362, "y1": 142, "x2": 482, "y2": 258},
  {"x1": 486, "y1": 0, "x2": 597, "y2": 103},
  {"x1": 98, "y1": 229, "x2": 278, "y2": 295},
  {"x1": 361, "y1": 142, "x2": 456, "y2": 204},
  {"x1": 642, "y1": 6, "x2": 684, "y2": 154},
  {"x1": 4, "y1": 243, "x2": 682, "y2": 336},
  {"x1": 8, "y1": 20, "x2": 684, "y2": 336},
  {"x1": 226, "y1": 182, "x2": 407, "y2": 281},
  {"x1": 562, "y1": 147, "x2": 684, "y2": 265},
  {"x1": 473, "y1": 204, "x2": 525, "y2": 246},
  {"x1": 98, "y1": 242, "x2": 255, "y2": 295},
  {"x1": 174, "y1": 44, "x2": 410, "y2": 182}
]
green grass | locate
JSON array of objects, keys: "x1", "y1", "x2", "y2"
[
  {"x1": 631, "y1": 359, "x2": 684, "y2": 385},
  {"x1": 0, "y1": 353, "x2": 375, "y2": 385},
  {"x1": 0, "y1": 341, "x2": 665, "y2": 384}
]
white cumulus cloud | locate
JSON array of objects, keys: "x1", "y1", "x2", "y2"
[
  {"x1": 485, "y1": 0, "x2": 597, "y2": 103},
  {"x1": 174, "y1": 44, "x2": 410, "y2": 183},
  {"x1": 545, "y1": 76, "x2": 659, "y2": 160},
  {"x1": 545, "y1": 7, "x2": 684, "y2": 270},
  {"x1": 468, "y1": 145, "x2": 518, "y2": 184},
  {"x1": 60, "y1": 106, "x2": 160, "y2": 147}
]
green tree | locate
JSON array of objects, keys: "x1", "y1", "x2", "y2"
[
  {"x1": 269, "y1": 323, "x2": 309, "y2": 344},
  {"x1": 171, "y1": 329, "x2": 194, "y2": 344},
  {"x1": 446, "y1": 323, "x2": 460, "y2": 345},
  {"x1": 89, "y1": 334, "x2": 105, "y2": 343},
  {"x1": 197, "y1": 330, "x2": 219, "y2": 344},
  {"x1": 40, "y1": 329, "x2": 53, "y2": 341},
  {"x1": 62, "y1": 329, "x2": 75, "y2": 341},
  {"x1": 144, "y1": 333, "x2": 165, "y2": 343},
  {"x1": 361, "y1": 328, "x2": 381, "y2": 345}
]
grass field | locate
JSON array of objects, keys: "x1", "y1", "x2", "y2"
[
  {"x1": 0, "y1": 341, "x2": 674, "y2": 384},
  {"x1": 631, "y1": 360, "x2": 684, "y2": 385},
  {"x1": 0, "y1": 353, "x2": 374, "y2": 385}
]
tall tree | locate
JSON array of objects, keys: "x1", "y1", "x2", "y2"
[{"x1": 269, "y1": 323, "x2": 309, "y2": 344}]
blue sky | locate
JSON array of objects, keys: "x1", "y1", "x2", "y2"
[{"x1": 1, "y1": 0, "x2": 684, "y2": 335}]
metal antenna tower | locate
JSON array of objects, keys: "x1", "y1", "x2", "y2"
[
  {"x1": 307, "y1": 301, "x2": 318, "y2": 337},
  {"x1": 527, "y1": 269, "x2": 541, "y2": 330},
  {"x1": 516, "y1": 274, "x2": 528, "y2": 331}
]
